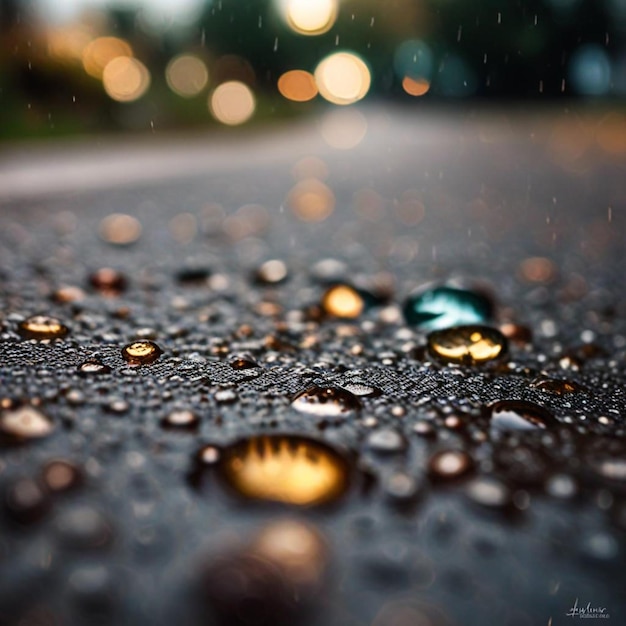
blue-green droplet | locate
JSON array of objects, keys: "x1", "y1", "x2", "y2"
[{"x1": 403, "y1": 285, "x2": 492, "y2": 331}]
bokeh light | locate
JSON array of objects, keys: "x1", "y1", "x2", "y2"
[
  {"x1": 314, "y1": 52, "x2": 371, "y2": 105},
  {"x1": 569, "y1": 45, "x2": 611, "y2": 96},
  {"x1": 278, "y1": 70, "x2": 318, "y2": 102},
  {"x1": 210, "y1": 81, "x2": 256, "y2": 126},
  {"x1": 282, "y1": 0, "x2": 338, "y2": 36},
  {"x1": 82, "y1": 37, "x2": 133, "y2": 79},
  {"x1": 320, "y1": 109, "x2": 367, "y2": 149},
  {"x1": 102, "y1": 57, "x2": 151, "y2": 103},
  {"x1": 435, "y1": 55, "x2": 477, "y2": 97},
  {"x1": 166, "y1": 54, "x2": 209, "y2": 98},
  {"x1": 287, "y1": 178, "x2": 335, "y2": 222},
  {"x1": 394, "y1": 39, "x2": 433, "y2": 81},
  {"x1": 402, "y1": 76, "x2": 430, "y2": 96}
]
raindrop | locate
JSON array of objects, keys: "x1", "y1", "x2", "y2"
[
  {"x1": 291, "y1": 386, "x2": 362, "y2": 417},
  {"x1": 428, "y1": 325, "x2": 507, "y2": 365},
  {"x1": 5, "y1": 478, "x2": 50, "y2": 524},
  {"x1": 78, "y1": 359, "x2": 112, "y2": 376},
  {"x1": 465, "y1": 476, "x2": 511, "y2": 508},
  {"x1": 218, "y1": 434, "x2": 350, "y2": 506},
  {"x1": 162, "y1": 409, "x2": 199, "y2": 430},
  {"x1": 428, "y1": 450, "x2": 474, "y2": 480},
  {"x1": 18, "y1": 315, "x2": 69, "y2": 340},
  {"x1": 0, "y1": 405, "x2": 55, "y2": 440},
  {"x1": 121, "y1": 340, "x2": 163, "y2": 365},
  {"x1": 228, "y1": 355, "x2": 259, "y2": 370},
  {"x1": 88, "y1": 268, "x2": 127, "y2": 296},
  {"x1": 99, "y1": 213, "x2": 141, "y2": 245},
  {"x1": 42, "y1": 460, "x2": 82, "y2": 492},
  {"x1": 341, "y1": 382, "x2": 382, "y2": 397},
  {"x1": 255, "y1": 259, "x2": 288, "y2": 285},
  {"x1": 403, "y1": 285, "x2": 493, "y2": 331},
  {"x1": 365, "y1": 428, "x2": 406, "y2": 454},
  {"x1": 530, "y1": 377, "x2": 581, "y2": 395},
  {"x1": 489, "y1": 400, "x2": 558, "y2": 431},
  {"x1": 321, "y1": 284, "x2": 365, "y2": 319},
  {"x1": 591, "y1": 458, "x2": 626, "y2": 481}
]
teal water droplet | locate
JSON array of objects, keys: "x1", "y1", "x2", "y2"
[{"x1": 403, "y1": 285, "x2": 492, "y2": 331}]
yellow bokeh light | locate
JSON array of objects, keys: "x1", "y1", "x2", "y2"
[
  {"x1": 284, "y1": 0, "x2": 338, "y2": 35},
  {"x1": 402, "y1": 76, "x2": 430, "y2": 96},
  {"x1": 166, "y1": 54, "x2": 209, "y2": 98},
  {"x1": 48, "y1": 26, "x2": 93, "y2": 62},
  {"x1": 278, "y1": 69, "x2": 318, "y2": 102},
  {"x1": 102, "y1": 57, "x2": 151, "y2": 103},
  {"x1": 287, "y1": 178, "x2": 335, "y2": 222},
  {"x1": 82, "y1": 37, "x2": 133, "y2": 79},
  {"x1": 314, "y1": 51, "x2": 371, "y2": 105},
  {"x1": 210, "y1": 81, "x2": 256, "y2": 126}
]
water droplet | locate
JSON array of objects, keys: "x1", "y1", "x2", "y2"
[
  {"x1": 403, "y1": 285, "x2": 493, "y2": 331},
  {"x1": 78, "y1": 358, "x2": 112, "y2": 375},
  {"x1": 0, "y1": 405, "x2": 54, "y2": 440},
  {"x1": 465, "y1": 476, "x2": 511, "y2": 508},
  {"x1": 530, "y1": 377, "x2": 581, "y2": 395},
  {"x1": 52, "y1": 285, "x2": 86, "y2": 303},
  {"x1": 591, "y1": 458, "x2": 626, "y2": 481},
  {"x1": 218, "y1": 435, "x2": 350, "y2": 506},
  {"x1": 89, "y1": 267, "x2": 127, "y2": 296},
  {"x1": 121, "y1": 340, "x2": 162, "y2": 365},
  {"x1": 384, "y1": 471, "x2": 421, "y2": 506},
  {"x1": 499, "y1": 322, "x2": 532, "y2": 345},
  {"x1": 255, "y1": 259, "x2": 288, "y2": 284},
  {"x1": 215, "y1": 388, "x2": 238, "y2": 404},
  {"x1": 198, "y1": 445, "x2": 221, "y2": 465},
  {"x1": 428, "y1": 325, "x2": 507, "y2": 365},
  {"x1": 5, "y1": 478, "x2": 50, "y2": 523},
  {"x1": 366, "y1": 428, "x2": 406, "y2": 454},
  {"x1": 229, "y1": 354, "x2": 259, "y2": 370},
  {"x1": 99, "y1": 213, "x2": 141, "y2": 245},
  {"x1": 413, "y1": 421, "x2": 436, "y2": 437},
  {"x1": 55, "y1": 505, "x2": 112, "y2": 549},
  {"x1": 341, "y1": 382, "x2": 382, "y2": 397},
  {"x1": 429, "y1": 450, "x2": 474, "y2": 479},
  {"x1": 162, "y1": 409, "x2": 199, "y2": 430},
  {"x1": 489, "y1": 400, "x2": 558, "y2": 431},
  {"x1": 291, "y1": 385, "x2": 362, "y2": 417},
  {"x1": 18, "y1": 315, "x2": 69, "y2": 340},
  {"x1": 321, "y1": 284, "x2": 364, "y2": 319},
  {"x1": 42, "y1": 460, "x2": 82, "y2": 492},
  {"x1": 545, "y1": 473, "x2": 578, "y2": 499}
]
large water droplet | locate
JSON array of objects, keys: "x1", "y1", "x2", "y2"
[
  {"x1": 428, "y1": 325, "x2": 507, "y2": 365},
  {"x1": 18, "y1": 315, "x2": 69, "y2": 340},
  {"x1": 403, "y1": 285, "x2": 492, "y2": 331},
  {"x1": 121, "y1": 340, "x2": 162, "y2": 365},
  {"x1": 78, "y1": 358, "x2": 111, "y2": 376},
  {"x1": 530, "y1": 377, "x2": 581, "y2": 395},
  {"x1": 218, "y1": 435, "x2": 350, "y2": 506},
  {"x1": 321, "y1": 284, "x2": 365, "y2": 319},
  {"x1": 0, "y1": 405, "x2": 55, "y2": 440},
  {"x1": 291, "y1": 385, "x2": 362, "y2": 417},
  {"x1": 489, "y1": 400, "x2": 557, "y2": 431}
]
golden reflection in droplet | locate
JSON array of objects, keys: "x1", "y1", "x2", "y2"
[
  {"x1": 518, "y1": 256, "x2": 556, "y2": 284},
  {"x1": 291, "y1": 156, "x2": 329, "y2": 181},
  {"x1": 166, "y1": 54, "x2": 209, "y2": 98},
  {"x1": 596, "y1": 112, "x2": 626, "y2": 155},
  {"x1": 102, "y1": 57, "x2": 150, "y2": 103},
  {"x1": 428, "y1": 325, "x2": 507, "y2": 366},
  {"x1": 402, "y1": 76, "x2": 430, "y2": 96},
  {"x1": 122, "y1": 340, "x2": 163, "y2": 365},
  {"x1": 287, "y1": 178, "x2": 335, "y2": 222},
  {"x1": 320, "y1": 108, "x2": 367, "y2": 150},
  {"x1": 277, "y1": 69, "x2": 318, "y2": 102},
  {"x1": 284, "y1": 0, "x2": 338, "y2": 35},
  {"x1": 322, "y1": 284, "x2": 364, "y2": 319},
  {"x1": 210, "y1": 81, "x2": 256, "y2": 126},
  {"x1": 99, "y1": 213, "x2": 142, "y2": 245},
  {"x1": 220, "y1": 435, "x2": 349, "y2": 506},
  {"x1": 82, "y1": 36, "x2": 133, "y2": 79},
  {"x1": 314, "y1": 52, "x2": 371, "y2": 105}
]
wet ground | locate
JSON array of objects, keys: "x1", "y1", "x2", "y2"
[{"x1": 0, "y1": 106, "x2": 625, "y2": 626}]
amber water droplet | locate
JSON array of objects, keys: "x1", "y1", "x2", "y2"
[
  {"x1": 162, "y1": 409, "x2": 199, "y2": 430},
  {"x1": 427, "y1": 325, "x2": 507, "y2": 365},
  {"x1": 121, "y1": 340, "x2": 162, "y2": 365},
  {"x1": 18, "y1": 315, "x2": 69, "y2": 340},
  {"x1": 0, "y1": 405, "x2": 55, "y2": 440},
  {"x1": 489, "y1": 400, "x2": 557, "y2": 431},
  {"x1": 219, "y1": 435, "x2": 350, "y2": 506},
  {"x1": 403, "y1": 284, "x2": 493, "y2": 331},
  {"x1": 52, "y1": 285, "x2": 86, "y2": 303},
  {"x1": 428, "y1": 450, "x2": 474, "y2": 479},
  {"x1": 321, "y1": 284, "x2": 364, "y2": 319},
  {"x1": 291, "y1": 386, "x2": 362, "y2": 417},
  {"x1": 89, "y1": 268, "x2": 127, "y2": 296},
  {"x1": 530, "y1": 377, "x2": 580, "y2": 395},
  {"x1": 78, "y1": 359, "x2": 111, "y2": 375},
  {"x1": 42, "y1": 460, "x2": 82, "y2": 492},
  {"x1": 229, "y1": 354, "x2": 259, "y2": 370}
]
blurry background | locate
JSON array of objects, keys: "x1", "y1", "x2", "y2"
[{"x1": 1, "y1": 0, "x2": 626, "y2": 141}]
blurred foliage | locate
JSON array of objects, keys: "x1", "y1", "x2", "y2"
[{"x1": 0, "y1": 0, "x2": 624, "y2": 140}]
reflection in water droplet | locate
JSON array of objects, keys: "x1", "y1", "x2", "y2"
[
  {"x1": 162, "y1": 409, "x2": 199, "y2": 430},
  {"x1": 1, "y1": 405, "x2": 55, "y2": 440},
  {"x1": 255, "y1": 259, "x2": 288, "y2": 285},
  {"x1": 18, "y1": 315, "x2": 69, "y2": 340},
  {"x1": 78, "y1": 359, "x2": 112, "y2": 375},
  {"x1": 219, "y1": 435, "x2": 350, "y2": 506},
  {"x1": 465, "y1": 476, "x2": 511, "y2": 508},
  {"x1": 89, "y1": 267, "x2": 127, "y2": 296},
  {"x1": 341, "y1": 382, "x2": 382, "y2": 397},
  {"x1": 291, "y1": 386, "x2": 362, "y2": 417},
  {"x1": 366, "y1": 428, "x2": 406, "y2": 454},
  {"x1": 489, "y1": 400, "x2": 557, "y2": 431},
  {"x1": 429, "y1": 450, "x2": 474, "y2": 479},
  {"x1": 228, "y1": 355, "x2": 259, "y2": 370},
  {"x1": 403, "y1": 285, "x2": 493, "y2": 331},
  {"x1": 428, "y1": 325, "x2": 506, "y2": 365},
  {"x1": 121, "y1": 340, "x2": 162, "y2": 365}
]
